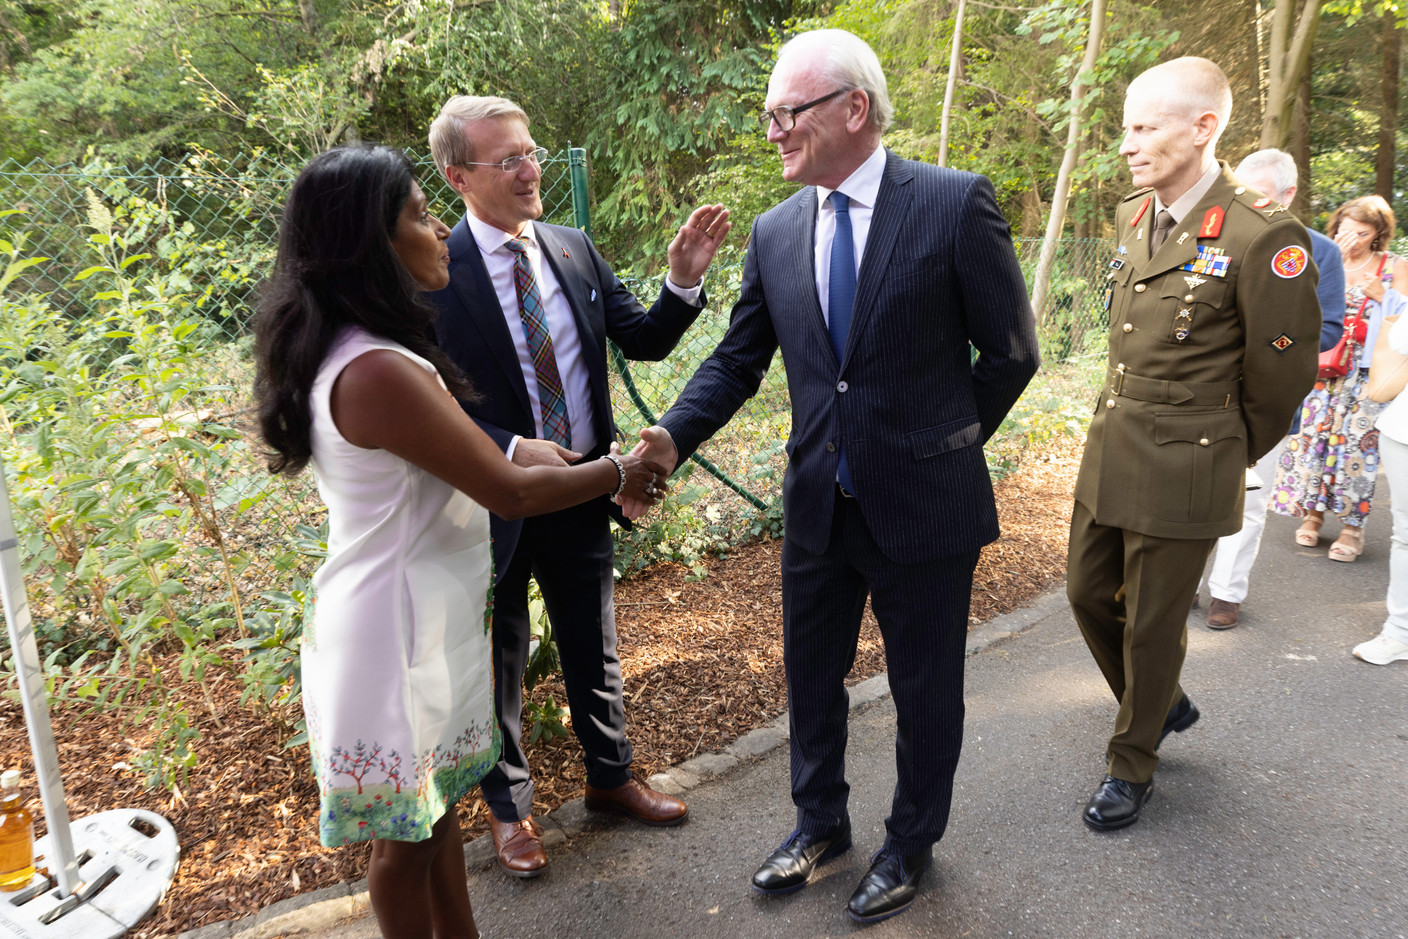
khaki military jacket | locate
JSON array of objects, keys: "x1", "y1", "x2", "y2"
[{"x1": 1073, "y1": 162, "x2": 1321, "y2": 540}]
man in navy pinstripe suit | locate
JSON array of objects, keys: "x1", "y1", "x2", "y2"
[{"x1": 625, "y1": 29, "x2": 1039, "y2": 924}]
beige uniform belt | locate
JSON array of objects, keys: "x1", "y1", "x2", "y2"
[{"x1": 1107, "y1": 366, "x2": 1240, "y2": 408}]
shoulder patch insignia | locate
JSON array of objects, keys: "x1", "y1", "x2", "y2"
[
  {"x1": 1271, "y1": 245, "x2": 1308, "y2": 279},
  {"x1": 1252, "y1": 197, "x2": 1271, "y2": 208},
  {"x1": 1269, "y1": 333, "x2": 1295, "y2": 353}
]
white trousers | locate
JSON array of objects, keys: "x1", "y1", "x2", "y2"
[
  {"x1": 1378, "y1": 434, "x2": 1408, "y2": 644},
  {"x1": 1205, "y1": 439, "x2": 1288, "y2": 604}
]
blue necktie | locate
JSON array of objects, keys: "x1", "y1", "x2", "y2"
[{"x1": 827, "y1": 191, "x2": 856, "y2": 495}]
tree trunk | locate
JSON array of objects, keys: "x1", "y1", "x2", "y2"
[
  {"x1": 938, "y1": 0, "x2": 967, "y2": 168},
  {"x1": 1291, "y1": 56, "x2": 1313, "y2": 220},
  {"x1": 1031, "y1": 0, "x2": 1106, "y2": 325},
  {"x1": 298, "y1": 0, "x2": 318, "y2": 37},
  {"x1": 1376, "y1": 10, "x2": 1400, "y2": 203},
  {"x1": 1259, "y1": 0, "x2": 1323, "y2": 149}
]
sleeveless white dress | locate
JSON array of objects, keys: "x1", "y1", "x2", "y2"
[{"x1": 303, "y1": 326, "x2": 498, "y2": 846}]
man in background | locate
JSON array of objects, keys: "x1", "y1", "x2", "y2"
[{"x1": 1198, "y1": 148, "x2": 1346, "y2": 629}]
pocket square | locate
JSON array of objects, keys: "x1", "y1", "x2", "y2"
[{"x1": 589, "y1": 288, "x2": 597, "y2": 301}]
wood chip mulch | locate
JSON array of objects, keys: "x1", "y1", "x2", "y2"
[{"x1": 0, "y1": 438, "x2": 1081, "y2": 937}]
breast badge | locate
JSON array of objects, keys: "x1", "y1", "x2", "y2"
[
  {"x1": 1271, "y1": 245, "x2": 1308, "y2": 279},
  {"x1": 1179, "y1": 246, "x2": 1230, "y2": 278}
]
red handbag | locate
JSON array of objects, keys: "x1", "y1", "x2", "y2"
[{"x1": 1319, "y1": 255, "x2": 1386, "y2": 379}]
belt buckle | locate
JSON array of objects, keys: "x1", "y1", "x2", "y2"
[{"x1": 1111, "y1": 366, "x2": 1126, "y2": 397}]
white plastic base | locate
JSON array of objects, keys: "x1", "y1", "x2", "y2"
[{"x1": 0, "y1": 809, "x2": 179, "y2": 937}]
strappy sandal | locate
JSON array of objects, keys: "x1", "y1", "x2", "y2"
[
  {"x1": 1294, "y1": 514, "x2": 1324, "y2": 547},
  {"x1": 1328, "y1": 526, "x2": 1364, "y2": 562}
]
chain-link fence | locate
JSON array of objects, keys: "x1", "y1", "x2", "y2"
[{"x1": 0, "y1": 152, "x2": 1112, "y2": 546}]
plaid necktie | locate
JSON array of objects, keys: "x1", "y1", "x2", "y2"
[{"x1": 505, "y1": 237, "x2": 572, "y2": 448}]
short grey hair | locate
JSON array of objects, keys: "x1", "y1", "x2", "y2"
[
  {"x1": 1235, "y1": 148, "x2": 1298, "y2": 202},
  {"x1": 776, "y1": 29, "x2": 893, "y2": 134},
  {"x1": 428, "y1": 96, "x2": 530, "y2": 180}
]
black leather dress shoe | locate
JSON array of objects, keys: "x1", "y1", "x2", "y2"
[
  {"x1": 1157, "y1": 694, "x2": 1200, "y2": 748},
  {"x1": 751, "y1": 824, "x2": 852, "y2": 895},
  {"x1": 845, "y1": 847, "x2": 931, "y2": 924},
  {"x1": 1083, "y1": 775, "x2": 1153, "y2": 830}
]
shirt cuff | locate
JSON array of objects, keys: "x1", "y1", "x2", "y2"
[
  {"x1": 664, "y1": 276, "x2": 704, "y2": 307},
  {"x1": 505, "y1": 435, "x2": 521, "y2": 462}
]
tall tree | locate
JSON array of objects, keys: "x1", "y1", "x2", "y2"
[
  {"x1": 1032, "y1": 0, "x2": 1106, "y2": 322},
  {"x1": 1260, "y1": 0, "x2": 1325, "y2": 148},
  {"x1": 1375, "y1": 8, "x2": 1400, "y2": 201}
]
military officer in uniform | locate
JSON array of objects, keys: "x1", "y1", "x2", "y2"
[{"x1": 1067, "y1": 57, "x2": 1321, "y2": 830}]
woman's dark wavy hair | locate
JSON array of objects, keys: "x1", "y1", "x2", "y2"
[{"x1": 254, "y1": 144, "x2": 471, "y2": 476}]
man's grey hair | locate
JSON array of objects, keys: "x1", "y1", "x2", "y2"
[
  {"x1": 1235, "y1": 148, "x2": 1298, "y2": 202},
  {"x1": 776, "y1": 29, "x2": 893, "y2": 134},
  {"x1": 428, "y1": 96, "x2": 530, "y2": 180}
]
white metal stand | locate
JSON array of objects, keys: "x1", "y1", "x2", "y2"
[{"x1": 0, "y1": 459, "x2": 180, "y2": 936}]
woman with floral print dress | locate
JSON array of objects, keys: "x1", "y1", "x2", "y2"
[
  {"x1": 252, "y1": 145, "x2": 666, "y2": 939},
  {"x1": 1272, "y1": 195, "x2": 1408, "y2": 561}
]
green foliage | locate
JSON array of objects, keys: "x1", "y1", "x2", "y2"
[{"x1": 612, "y1": 462, "x2": 728, "y2": 582}]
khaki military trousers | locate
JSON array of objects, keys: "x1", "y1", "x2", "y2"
[{"x1": 1066, "y1": 500, "x2": 1217, "y2": 783}]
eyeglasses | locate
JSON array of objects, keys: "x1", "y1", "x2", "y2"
[
  {"x1": 758, "y1": 89, "x2": 851, "y2": 132},
  {"x1": 459, "y1": 147, "x2": 549, "y2": 173}
]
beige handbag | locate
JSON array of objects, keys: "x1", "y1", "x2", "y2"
[{"x1": 1367, "y1": 314, "x2": 1408, "y2": 402}]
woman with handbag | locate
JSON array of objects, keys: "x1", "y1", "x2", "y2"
[{"x1": 1270, "y1": 195, "x2": 1408, "y2": 561}]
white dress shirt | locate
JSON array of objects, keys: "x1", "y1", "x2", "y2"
[
  {"x1": 467, "y1": 215, "x2": 703, "y2": 458},
  {"x1": 815, "y1": 145, "x2": 886, "y2": 327}
]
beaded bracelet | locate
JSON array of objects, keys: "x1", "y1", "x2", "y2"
[{"x1": 602, "y1": 453, "x2": 626, "y2": 498}]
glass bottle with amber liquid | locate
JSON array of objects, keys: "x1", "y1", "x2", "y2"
[{"x1": 0, "y1": 770, "x2": 35, "y2": 890}]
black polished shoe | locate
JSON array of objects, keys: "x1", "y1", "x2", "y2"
[
  {"x1": 751, "y1": 823, "x2": 852, "y2": 895},
  {"x1": 845, "y1": 846, "x2": 931, "y2": 924},
  {"x1": 1083, "y1": 775, "x2": 1153, "y2": 831},
  {"x1": 1157, "y1": 694, "x2": 1200, "y2": 749}
]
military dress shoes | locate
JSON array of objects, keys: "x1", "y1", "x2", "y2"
[
  {"x1": 489, "y1": 814, "x2": 547, "y2": 878},
  {"x1": 1083, "y1": 775, "x2": 1153, "y2": 831},
  {"x1": 751, "y1": 824, "x2": 852, "y2": 895},
  {"x1": 1157, "y1": 693, "x2": 1200, "y2": 748},
  {"x1": 583, "y1": 772, "x2": 688, "y2": 826},
  {"x1": 845, "y1": 846, "x2": 932, "y2": 924},
  {"x1": 1207, "y1": 598, "x2": 1240, "y2": 629}
]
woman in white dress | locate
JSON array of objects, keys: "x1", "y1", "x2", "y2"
[{"x1": 253, "y1": 145, "x2": 667, "y2": 939}]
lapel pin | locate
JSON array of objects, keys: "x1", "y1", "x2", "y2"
[
  {"x1": 562, "y1": 246, "x2": 571, "y2": 258},
  {"x1": 1177, "y1": 232, "x2": 1190, "y2": 245}
]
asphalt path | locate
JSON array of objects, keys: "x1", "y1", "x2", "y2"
[{"x1": 292, "y1": 502, "x2": 1407, "y2": 939}]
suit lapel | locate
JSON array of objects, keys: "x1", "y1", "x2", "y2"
[
  {"x1": 447, "y1": 216, "x2": 533, "y2": 417},
  {"x1": 787, "y1": 188, "x2": 831, "y2": 357},
  {"x1": 533, "y1": 223, "x2": 599, "y2": 352},
  {"x1": 844, "y1": 151, "x2": 911, "y2": 368}
]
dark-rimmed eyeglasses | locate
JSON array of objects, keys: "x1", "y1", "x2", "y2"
[
  {"x1": 459, "y1": 147, "x2": 549, "y2": 173},
  {"x1": 758, "y1": 89, "x2": 852, "y2": 132}
]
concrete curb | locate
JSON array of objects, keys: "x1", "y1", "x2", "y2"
[{"x1": 175, "y1": 585, "x2": 1068, "y2": 938}]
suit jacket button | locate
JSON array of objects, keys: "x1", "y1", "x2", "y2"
[
  {"x1": 1122, "y1": 323, "x2": 1133, "y2": 332},
  {"x1": 837, "y1": 381, "x2": 848, "y2": 392},
  {"x1": 1134, "y1": 283, "x2": 1147, "y2": 293},
  {"x1": 1184, "y1": 293, "x2": 1195, "y2": 302},
  {"x1": 1199, "y1": 437, "x2": 1210, "y2": 446},
  {"x1": 826, "y1": 442, "x2": 836, "y2": 452}
]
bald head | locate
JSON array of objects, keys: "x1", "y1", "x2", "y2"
[
  {"x1": 1127, "y1": 57, "x2": 1232, "y2": 139},
  {"x1": 1119, "y1": 57, "x2": 1231, "y2": 202}
]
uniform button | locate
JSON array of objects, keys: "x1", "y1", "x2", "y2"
[
  {"x1": 837, "y1": 380, "x2": 848, "y2": 393},
  {"x1": 1122, "y1": 323, "x2": 1133, "y2": 333},
  {"x1": 825, "y1": 442, "x2": 836, "y2": 452},
  {"x1": 1184, "y1": 293, "x2": 1195, "y2": 302},
  {"x1": 1116, "y1": 363, "x2": 1125, "y2": 370},
  {"x1": 1234, "y1": 186, "x2": 1245, "y2": 194},
  {"x1": 1134, "y1": 283, "x2": 1147, "y2": 293},
  {"x1": 1106, "y1": 399, "x2": 1116, "y2": 409},
  {"x1": 1199, "y1": 437, "x2": 1210, "y2": 446}
]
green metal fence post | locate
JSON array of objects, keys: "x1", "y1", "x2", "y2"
[{"x1": 569, "y1": 147, "x2": 591, "y2": 238}]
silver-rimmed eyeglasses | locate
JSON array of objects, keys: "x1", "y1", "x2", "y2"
[
  {"x1": 758, "y1": 89, "x2": 851, "y2": 132},
  {"x1": 459, "y1": 147, "x2": 549, "y2": 173}
]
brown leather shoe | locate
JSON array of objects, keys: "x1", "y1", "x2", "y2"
[
  {"x1": 489, "y1": 814, "x2": 547, "y2": 878},
  {"x1": 584, "y1": 773, "x2": 688, "y2": 827},
  {"x1": 1207, "y1": 598, "x2": 1240, "y2": 630}
]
